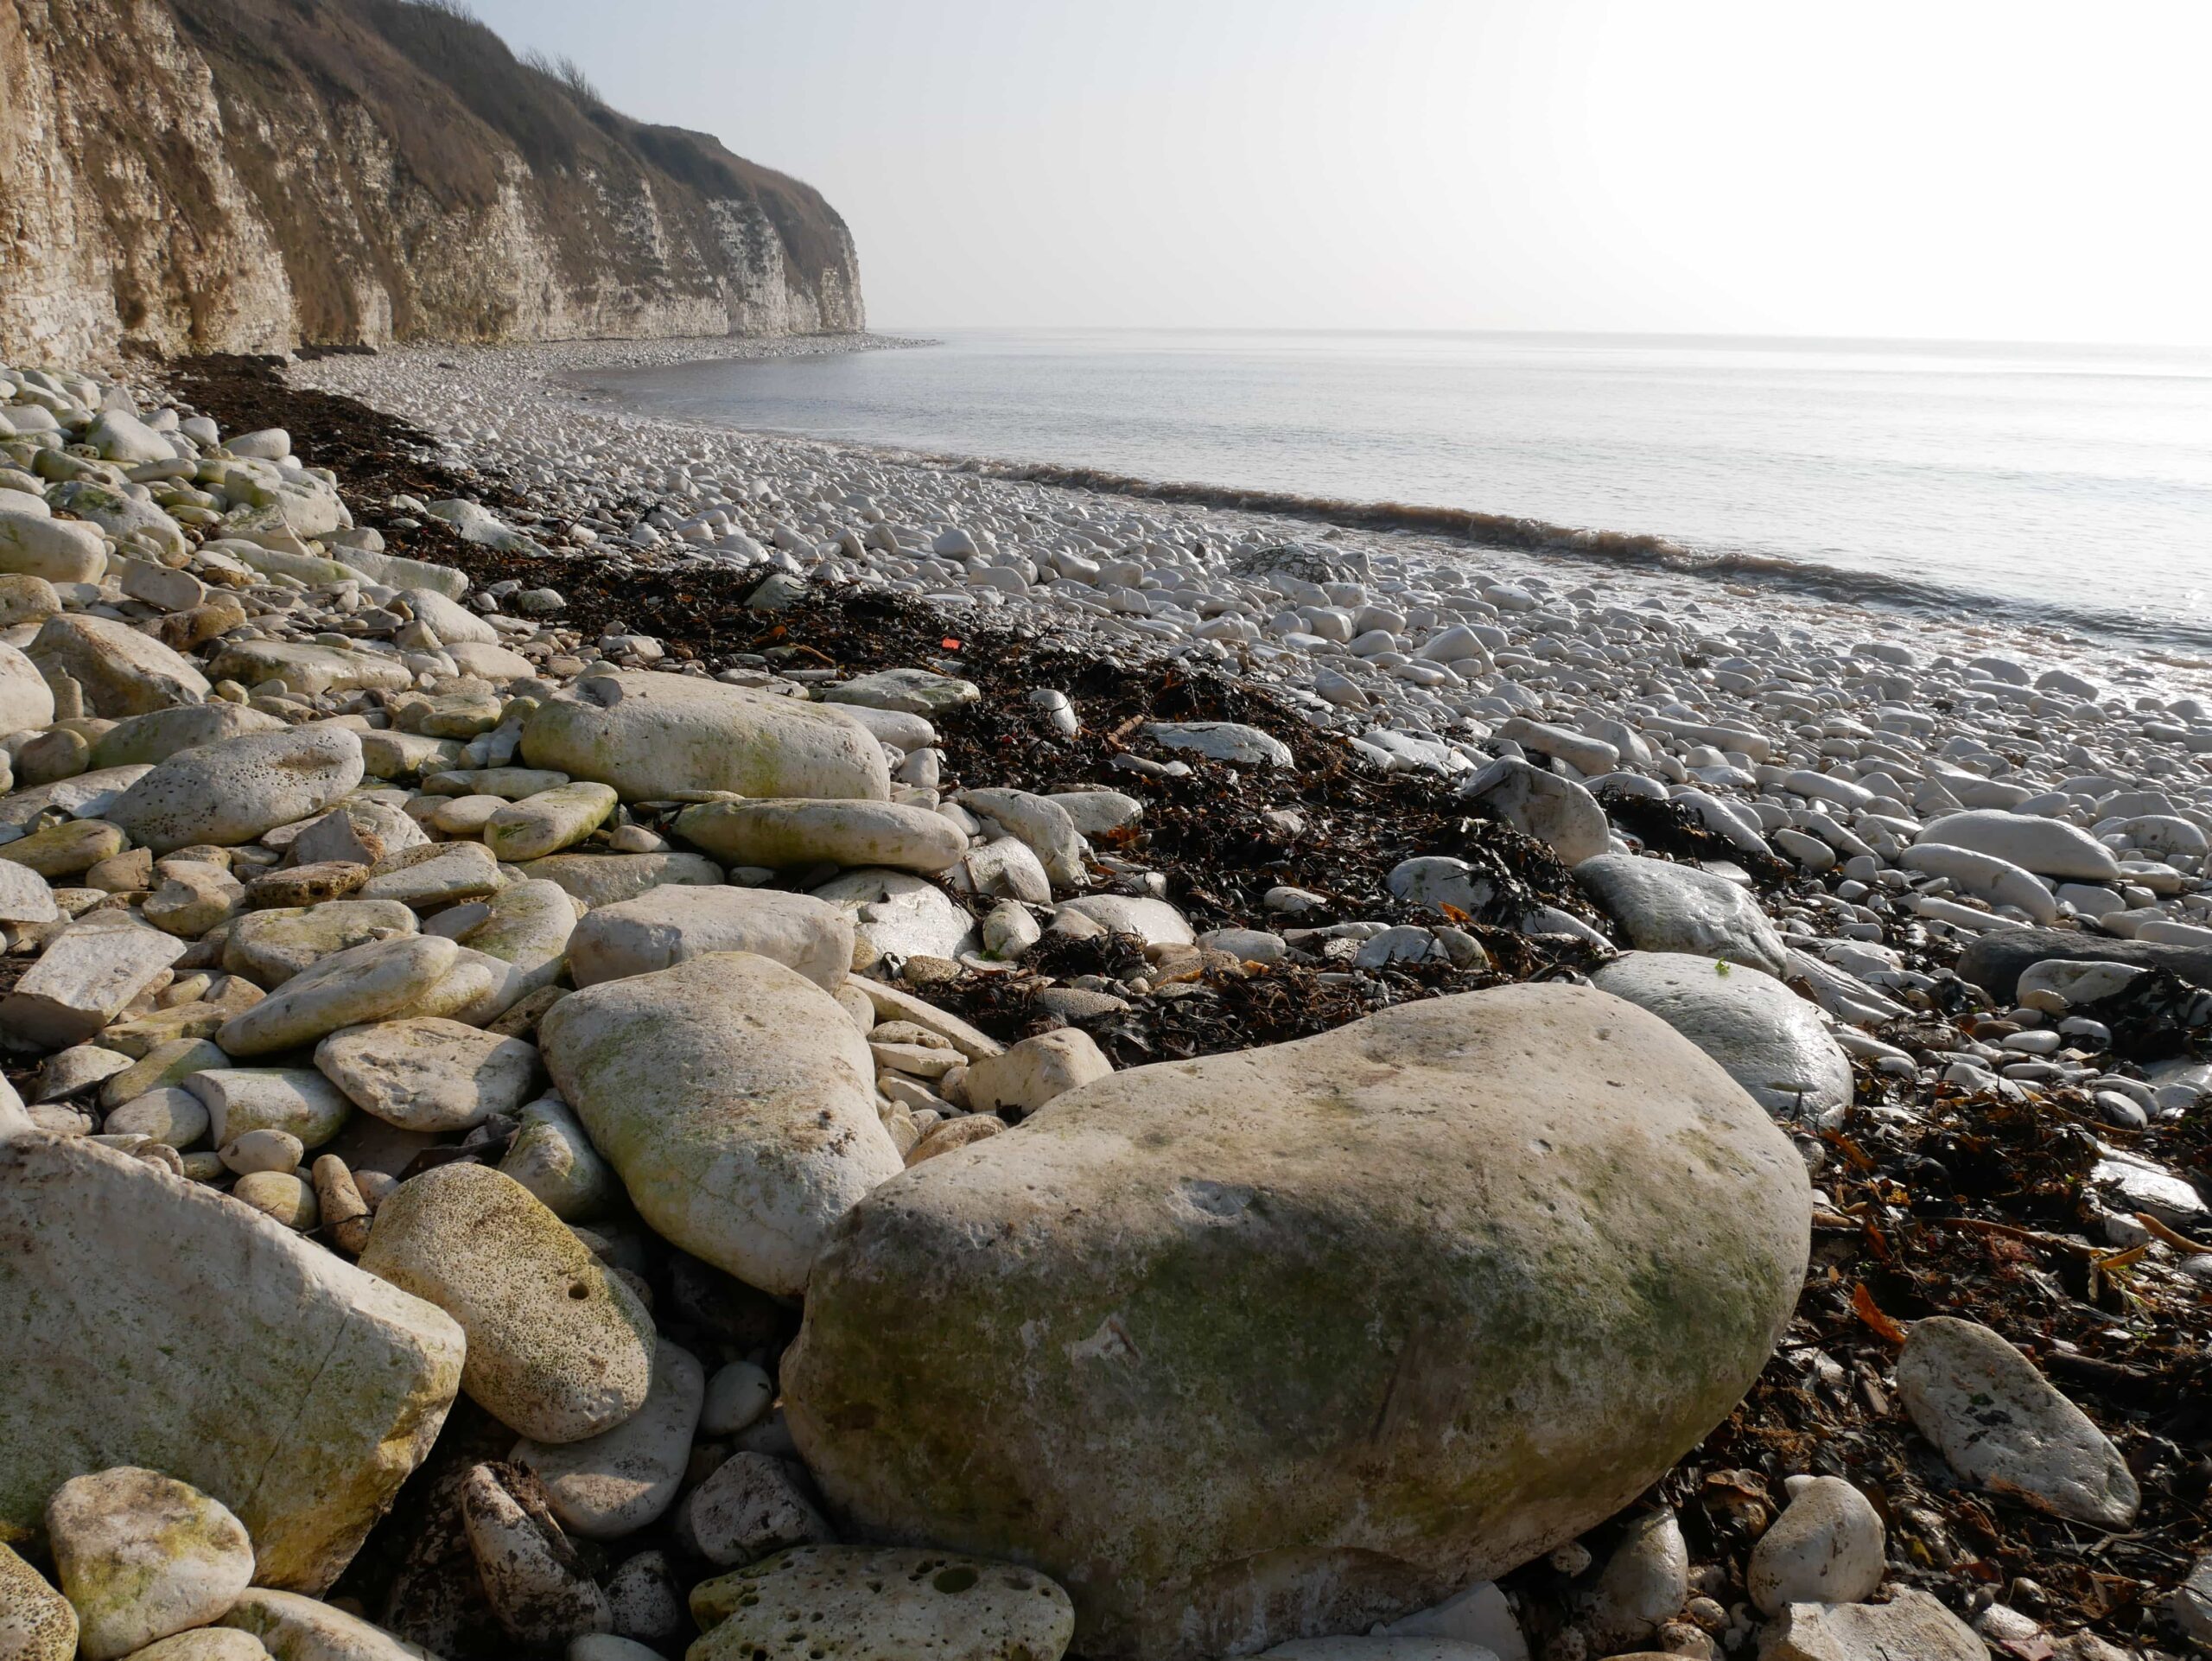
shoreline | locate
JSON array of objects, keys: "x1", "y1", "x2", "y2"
[
  {"x1": 565, "y1": 328, "x2": 2212, "y2": 661},
  {"x1": 295, "y1": 334, "x2": 2211, "y2": 700}
]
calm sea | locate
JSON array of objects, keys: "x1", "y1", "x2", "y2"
[{"x1": 575, "y1": 329, "x2": 2212, "y2": 650}]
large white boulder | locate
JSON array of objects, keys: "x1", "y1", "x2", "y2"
[
  {"x1": 673, "y1": 799, "x2": 967, "y2": 874},
  {"x1": 0, "y1": 913, "x2": 187, "y2": 1051},
  {"x1": 785, "y1": 983, "x2": 1811, "y2": 1659},
  {"x1": 1916, "y1": 810, "x2": 2124, "y2": 883},
  {"x1": 397, "y1": 586, "x2": 496, "y2": 645},
  {"x1": 540, "y1": 952, "x2": 903, "y2": 1298},
  {"x1": 1899, "y1": 842, "x2": 2059, "y2": 923},
  {"x1": 522, "y1": 671, "x2": 890, "y2": 802},
  {"x1": 1572, "y1": 854, "x2": 1789, "y2": 975},
  {"x1": 813, "y1": 868, "x2": 979, "y2": 961},
  {"x1": 1896, "y1": 1316, "x2": 2139, "y2": 1529},
  {"x1": 1144, "y1": 721, "x2": 1294, "y2": 767},
  {"x1": 86, "y1": 410, "x2": 174, "y2": 463},
  {"x1": 0, "y1": 511, "x2": 105, "y2": 584},
  {"x1": 109, "y1": 726, "x2": 365, "y2": 854},
  {"x1": 512, "y1": 1339, "x2": 705, "y2": 1541},
  {"x1": 1460, "y1": 757, "x2": 1609, "y2": 866},
  {"x1": 568, "y1": 885, "x2": 853, "y2": 990},
  {"x1": 957, "y1": 789, "x2": 1089, "y2": 888},
  {"x1": 1591, "y1": 952, "x2": 1853, "y2": 1120},
  {"x1": 0, "y1": 1136, "x2": 463, "y2": 1592},
  {"x1": 219, "y1": 1588, "x2": 437, "y2": 1660},
  {"x1": 0, "y1": 641, "x2": 55, "y2": 738},
  {"x1": 1746, "y1": 1476, "x2": 1885, "y2": 1614},
  {"x1": 1758, "y1": 1586, "x2": 1986, "y2": 1661},
  {"x1": 315, "y1": 1018, "x2": 539, "y2": 1133},
  {"x1": 28, "y1": 614, "x2": 207, "y2": 716}
]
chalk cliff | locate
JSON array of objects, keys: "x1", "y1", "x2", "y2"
[{"x1": 0, "y1": 0, "x2": 863, "y2": 362}]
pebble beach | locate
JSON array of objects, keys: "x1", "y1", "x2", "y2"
[{"x1": 0, "y1": 334, "x2": 2207, "y2": 1661}]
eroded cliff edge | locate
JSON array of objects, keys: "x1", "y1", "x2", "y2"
[{"x1": 0, "y1": 0, "x2": 864, "y2": 363}]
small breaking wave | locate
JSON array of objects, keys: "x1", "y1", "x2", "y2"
[{"x1": 963, "y1": 457, "x2": 2212, "y2": 656}]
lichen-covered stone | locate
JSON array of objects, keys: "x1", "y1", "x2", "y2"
[
  {"x1": 216, "y1": 936, "x2": 461, "y2": 1056},
  {"x1": 219, "y1": 1588, "x2": 436, "y2": 1660},
  {"x1": 785, "y1": 983, "x2": 1811, "y2": 1660},
  {"x1": 517, "y1": 852, "x2": 721, "y2": 910},
  {"x1": 0, "y1": 511, "x2": 105, "y2": 585},
  {"x1": 115, "y1": 1629, "x2": 269, "y2": 1659},
  {"x1": 109, "y1": 727, "x2": 365, "y2": 855},
  {"x1": 87, "y1": 703, "x2": 285, "y2": 770},
  {"x1": 0, "y1": 1540, "x2": 76, "y2": 1661},
  {"x1": 224, "y1": 901, "x2": 419, "y2": 989},
  {"x1": 315, "y1": 1019, "x2": 539, "y2": 1134},
  {"x1": 358, "y1": 842, "x2": 503, "y2": 910},
  {"x1": 45, "y1": 1467, "x2": 254, "y2": 1659},
  {"x1": 442, "y1": 879, "x2": 575, "y2": 996},
  {"x1": 0, "y1": 1136, "x2": 463, "y2": 1593},
  {"x1": 0, "y1": 818, "x2": 126, "y2": 879},
  {"x1": 481, "y1": 783, "x2": 618, "y2": 862},
  {"x1": 499, "y1": 1096, "x2": 617, "y2": 1220},
  {"x1": 540, "y1": 953, "x2": 902, "y2": 1299},
  {"x1": 689, "y1": 1546, "x2": 1074, "y2": 1661},
  {"x1": 29, "y1": 614, "x2": 208, "y2": 716},
  {"x1": 358, "y1": 1163, "x2": 655, "y2": 1443},
  {"x1": 185, "y1": 1069, "x2": 352, "y2": 1149},
  {"x1": 204, "y1": 640, "x2": 414, "y2": 699}
]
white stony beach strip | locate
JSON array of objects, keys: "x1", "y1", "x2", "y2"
[{"x1": 0, "y1": 349, "x2": 2202, "y2": 1661}]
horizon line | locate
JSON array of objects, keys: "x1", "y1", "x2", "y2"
[{"x1": 859, "y1": 323, "x2": 2212, "y2": 356}]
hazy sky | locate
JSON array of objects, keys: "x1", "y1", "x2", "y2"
[{"x1": 467, "y1": 0, "x2": 2212, "y2": 345}]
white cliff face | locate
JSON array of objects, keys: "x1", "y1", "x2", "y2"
[
  {"x1": 0, "y1": 0, "x2": 298, "y2": 363},
  {"x1": 0, "y1": 0, "x2": 864, "y2": 364}
]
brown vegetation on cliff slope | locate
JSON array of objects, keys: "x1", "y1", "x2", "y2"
[{"x1": 0, "y1": 0, "x2": 862, "y2": 362}]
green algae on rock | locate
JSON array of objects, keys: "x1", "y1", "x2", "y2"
[
  {"x1": 357, "y1": 1163, "x2": 655, "y2": 1444},
  {"x1": 0, "y1": 1136, "x2": 463, "y2": 1593},
  {"x1": 45, "y1": 1467, "x2": 253, "y2": 1660},
  {"x1": 688, "y1": 1545, "x2": 1074, "y2": 1661},
  {"x1": 783, "y1": 983, "x2": 1811, "y2": 1661}
]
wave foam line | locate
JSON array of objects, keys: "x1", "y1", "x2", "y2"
[{"x1": 962, "y1": 457, "x2": 2212, "y2": 655}]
